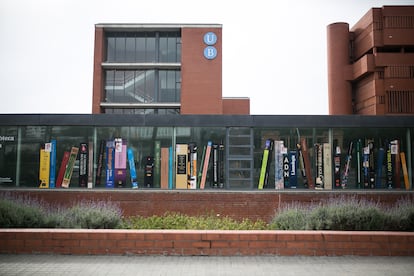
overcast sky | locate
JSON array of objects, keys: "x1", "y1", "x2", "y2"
[{"x1": 1, "y1": 0, "x2": 413, "y2": 115}]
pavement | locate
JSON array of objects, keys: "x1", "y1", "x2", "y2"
[{"x1": 0, "y1": 255, "x2": 413, "y2": 276}]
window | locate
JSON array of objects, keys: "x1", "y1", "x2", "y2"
[
  {"x1": 105, "y1": 70, "x2": 181, "y2": 103},
  {"x1": 105, "y1": 31, "x2": 180, "y2": 63}
]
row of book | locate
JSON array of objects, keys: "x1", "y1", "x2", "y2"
[
  {"x1": 258, "y1": 138, "x2": 410, "y2": 190},
  {"x1": 38, "y1": 139, "x2": 225, "y2": 189}
]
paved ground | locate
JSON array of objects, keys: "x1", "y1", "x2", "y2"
[{"x1": 1, "y1": 255, "x2": 414, "y2": 276}]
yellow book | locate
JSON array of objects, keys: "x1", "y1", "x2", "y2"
[
  {"x1": 39, "y1": 144, "x2": 50, "y2": 188},
  {"x1": 175, "y1": 144, "x2": 188, "y2": 189}
]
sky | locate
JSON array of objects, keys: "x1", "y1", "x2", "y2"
[{"x1": 0, "y1": 0, "x2": 413, "y2": 115}]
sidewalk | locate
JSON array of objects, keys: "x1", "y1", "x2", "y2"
[{"x1": 1, "y1": 255, "x2": 413, "y2": 276}]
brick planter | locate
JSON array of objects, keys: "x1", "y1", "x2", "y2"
[{"x1": 1, "y1": 229, "x2": 413, "y2": 256}]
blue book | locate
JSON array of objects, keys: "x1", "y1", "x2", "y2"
[
  {"x1": 127, "y1": 148, "x2": 138, "y2": 189},
  {"x1": 106, "y1": 140, "x2": 115, "y2": 188},
  {"x1": 375, "y1": 147, "x2": 385, "y2": 189},
  {"x1": 289, "y1": 150, "x2": 298, "y2": 188},
  {"x1": 168, "y1": 146, "x2": 173, "y2": 189},
  {"x1": 49, "y1": 139, "x2": 57, "y2": 188}
]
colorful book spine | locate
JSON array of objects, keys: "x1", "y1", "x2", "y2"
[
  {"x1": 39, "y1": 143, "x2": 50, "y2": 189},
  {"x1": 300, "y1": 138, "x2": 314, "y2": 189},
  {"x1": 363, "y1": 145, "x2": 370, "y2": 189},
  {"x1": 296, "y1": 142, "x2": 307, "y2": 188},
  {"x1": 49, "y1": 139, "x2": 57, "y2": 189},
  {"x1": 168, "y1": 146, "x2": 173, "y2": 189},
  {"x1": 198, "y1": 145, "x2": 206, "y2": 188},
  {"x1": 62, "y1": 147, "x2": 79, "y2": 188},
  {"x1": 105, "y1": 140, "x2": 115, "y2": 188},
  {"x1": 127, "y1": 148, "x2": 138, "y2": 189},
  {"x1": 87, "y1": 141, "x2": 93, "y2": 188},
  {"x1": 289, "y1": 150, "x2": 298, "y2": 188},
  {"x1": 368, "y1": 140, "x2": 375, "y2": 189},
  {"x1": 258, "y1": 139, "x2": 273, "y2": 190},
  {"x1": 400, "y1": 152, "x2": 410, "y2": 190},
  {"x1": 356, "y1": 139, "x2": 362, "y2": 189},
  {"x1": 175, "y1": 144, "x2": 188, "y2": 189},
  {"x1": 79, "y1": 142, "x2": 88, "y2": 188},
  {"x1": 375, "y1": 147, "x2": 385, "y2": 189},
  {"x1": 334, "y1": 146, "x2": 341, "y2": 188},
  {"x1": 323, "y1": 143, "x2": 332, "y2": 190},
  {"x1": 187, "y1": 142, "x2": 197, "y2": 190},
  {"x1": 154, "y1": 141, "x2": 161, "y2": 188},
  {"x1": 200, "y1": 141, "x2": 212, "y2": 189},
  {"x1": 144, "y1": 156, "x2": 154, "y2": 188},
  {"x1": 56, "y1": 151, "x2": 70, "y2": 188},
  {"x1": 95, "y1": 140, "x2": 105, "y2": 186},
  {"x1": 161, "y1": 147, "x2": 169, "y2": 189},
  {"x1": 218, "y1": 142, "x2": 225, "y2": 189},
  {"x1": 274, "y1": 141, "x2": 284, "y2": 190},
  {"x1": 212, "y1": 143, "x2": 219, "y2": 188},
  {"x1": 315, "y1": 143, "x2": 324, "y2": 189},
  {"x1": 391, "y1": 140, "x2": 400, "y2": 189},
  {"x1": 283, "y1": 152, "x2": 289, "y2": 188},
  {"x1": 386, "y1": 142, "x2": 393, "y2": 189},
  {"x1": 114, "y1": 138, "x2": 127, "y2": 188},
  {"x1": 341, "y1": 141, "x2": 353, "y2": 189}
]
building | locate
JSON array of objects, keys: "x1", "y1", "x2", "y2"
[
  {"x1": 327, "y1": 5, "x2": 414, "y2": 115},
  {"x1": 92, "y1": 23, "x2": 250, "y2": 115}
]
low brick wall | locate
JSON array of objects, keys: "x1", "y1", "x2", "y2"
[
  {"x1": 2, "y1": 189, "x2": 412, "y2": 222},
  {"x1": 1, "y1": 229, "x2": 413, "y2": 256}
]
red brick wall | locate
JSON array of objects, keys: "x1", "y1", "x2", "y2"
[
  {"x1": 222, "y1": 98, "x2": 250, "y2": 114},
  {"x1": 181, "y1": 27, "x2": 223, "y2": 114},
  {"x1": 92, "y1": 27, "x2": 105, "y2": 114},
  {"x1": 1, "y1": 229, "x2": 413, "y2": 256},
  {"x1": 1, "y1": 190, "x2": 412, "y2": 223}
]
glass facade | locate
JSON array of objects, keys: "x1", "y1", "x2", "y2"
[
  {"x1": 103, "y1": 31, "x2": 182, "y2": 114},
  {"x1": 0, "y1": 115, "x2": 412, "y2": 191}
]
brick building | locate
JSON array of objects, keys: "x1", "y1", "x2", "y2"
[
  {"x1": 92, "y1": 24, "x2": 250, "y2": 115},
  {"x1": 327, "y1": 5, "x2": 414, "y2": 115}
]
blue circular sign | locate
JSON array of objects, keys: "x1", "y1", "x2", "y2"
[
  {"x1": 203, "y1": 32, "x2": 217, "y2": 45},
  {"x1": 204, "y1": 46, "x2": 217, "y2": 60}
]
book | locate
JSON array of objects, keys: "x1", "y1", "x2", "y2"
[
  {"x1": 187, "y1": 142, "x2": 197, "y2": 189},
  {"x1": 56, "y1": 151, "x2": 70, "y2": 188},
  {"x1": 274, "y1": 141, "x2": 284, "y2": 190},
  {"x1": 127, "y1": 148, "x2": 138, "y2": 189},
  {"x1": 88, "y1": 141, "x2": 93, "y2": 188},
  {"x1": 39, "y1": 143, "x2": 50, "y2": 189},
  {"x1": 105, "y1": 140, "x2": 115, "y2": 188},
  {"x1": 79, "y1": 142, "x2": 88, "y2": 188},
  {"x1": 175, "y1": 144, "x2": 188, "y2": 189},
  {"x1": 49, "y1": 139, "x2": 57, "y2": 189},
  {"x1": 200, "y1": 141, "x2": 212, "y2": 190},
  {"x1": 62, "y1": 147, "x2": 79, "y2": 188},
  {"x1": 323, "y1": 143, "x2": 332, "y2": 190},
  {"x1": 95, "y1": 140, "x2": 105, "y2": 186},
  {"x1": 161, "y1": 147, "x2": 169, "y2": 189}
]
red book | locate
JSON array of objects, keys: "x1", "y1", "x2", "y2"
[{"x1": 56, "y1": 151, "x2": 70, "y2": 188}]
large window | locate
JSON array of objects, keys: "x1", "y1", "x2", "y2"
[
  {"x1": 105, "y1": 70, "x2": 181, "y2": 103},
  {"x1": 106, "y1": 31, "x2": 181, "y2": 63}
]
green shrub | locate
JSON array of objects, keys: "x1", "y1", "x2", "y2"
[
  {"x1": 121, "y1": 212, "x2": 268, "y2": 230},
  {"x1": 0, "y1": 195, "x2": 123, "y2": 229},
  {"x1": 271, "y1": 196, "x2": 404, "y2": 231}
]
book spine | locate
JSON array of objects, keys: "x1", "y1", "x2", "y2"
[
  {"x1": 62, "y1": 147, "x2": 79, "y2": 188},
  {"x1": 56, "y1": 151, "x2": 70, "y2": 188},
  {"x1": 175, "y1": 144, "x2": 188, "y2": 189},
  {"x1": 400, "y1": 152, "x2": 410, "y2": 190},
  {"x1": 375, "y1": 147, "x2": 385, "y2": 189},
  {"x1": 49, "y1": 139, "x2": 57, "y2": 189},
  {"x1": 258, "y1": 139, "x2": 272, "y2": 190},
  {"x1": 187, "y1": 142, "x2": 197, "y2": 190},
  {"x1": 200, "y1": 141, "x2": 212, "y2": 190},
  {"x1": 154, "y1": 141, "x2": 161, "y2": 188},
  {"x1": 39, "y1": 143, "x2": 50, "y2": 189},
  {"x1": 283, "y1": 152, "x2": 289, "y2": 188},
  {"x1": 168, "y1": 146, "x2": 173, "y2": 189},
  {"x1": 79, "y1": 142, "x2": 88, "y2": 188},
  {"x1": 95, "y1": 140, "x2": 105, "y2": 186},
  {"x1": 275, "y1": 141, "x2": 284, "y2": 190},
  {"x1": 127, "y1": 148, "x2": 138, "y2": 189},
  {"x1": 300, "y1": 138, "x2": 314, "y2": 189},
  {"x1": 106, "y1": 140, "x2": 115, "y2": 188},
  {"x1": 161, "y1": 147, "x2": 169, "y2": 189},
  {"x1": 87, "y1": 141, "x2": 93, "y2": 188},
  {"x1": 323, "y1": 143, "x2": 332, "y2": 190},
  {"x1": 289, "y1": 150, "x2": 297, "y2": 189},
  {"x1": 315, "y1": 144, "x2": 324, "y2": 189}
]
